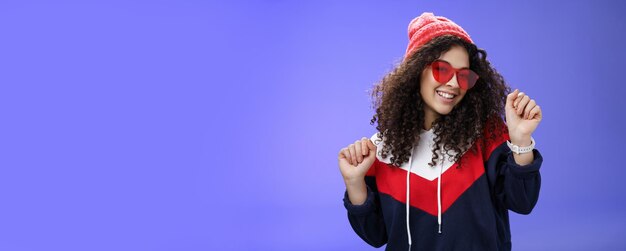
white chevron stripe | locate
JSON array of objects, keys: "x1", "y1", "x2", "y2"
[{"x1": 370, "y1": 130, "x2": 457, "y2": 181}]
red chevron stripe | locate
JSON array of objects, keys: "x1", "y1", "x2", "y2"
[
  {"x1": 369, "y1": 120, "x2": 509, "y2": 216},
  {"x1": 373, "y1": 148, "x2": 484, "y2": 216}
]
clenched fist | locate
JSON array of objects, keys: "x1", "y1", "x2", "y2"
[
  {"x1": 505, "y1": 89, "x2": 542, "y2": 144},
  {"x1": 338, "y1": 137, "x2": 377, "y2": 186}
]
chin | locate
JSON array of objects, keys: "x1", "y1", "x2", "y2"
[
  {"x1": 435, "y1": 107, "x2": 454, "y2": 116},
  {"x1": 433, "y1": 101, "x2": 457, "y2": 115}
]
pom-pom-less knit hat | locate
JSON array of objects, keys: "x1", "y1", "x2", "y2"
[{"x1": 404, "y1": 12, "x2": 473, "y2": 60}]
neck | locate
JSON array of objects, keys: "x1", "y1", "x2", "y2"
[{"x1": 423, "y1": 108, "x2": 439, "y2": 131}]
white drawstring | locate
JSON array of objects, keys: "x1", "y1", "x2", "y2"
[
  {"x1": 406, "y1": 141, "x2": 445, "y2": 250},
  {"x1": 406, "y1": 153, "x2": 413, "y2": 251},
  {"x1": 437, "y1": 145, "x2": 444, "y2": 234}
]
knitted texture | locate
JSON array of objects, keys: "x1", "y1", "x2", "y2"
[{"x1": 405, "y1": 12, "x2": 473, "y2": 60}]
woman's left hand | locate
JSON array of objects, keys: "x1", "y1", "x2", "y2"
[{"x1": 505, "y1": 89, "x2": 542, "y2": 144}]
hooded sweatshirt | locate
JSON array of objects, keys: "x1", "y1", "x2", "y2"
[{"x1": 343, "y1": 119, "x2": 542, "y2": 251}]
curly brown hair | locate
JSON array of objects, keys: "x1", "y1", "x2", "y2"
[{"x1": 370, "y1": 35, "x2": 510, "y2": 167}]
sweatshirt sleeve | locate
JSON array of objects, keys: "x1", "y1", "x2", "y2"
[
  {"x1": 343, "y1": 163, "x2": 388, "y2": 247},
  {"x1": 482, "y1": 117, "x2": 543, "y2": 215},
  {"x1": 485, "y1": 141, "x2": 543, "y2": 215}
]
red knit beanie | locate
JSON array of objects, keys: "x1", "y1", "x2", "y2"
[{"x1": 404, "y1": 12, "x2": 473, "y2": 60}]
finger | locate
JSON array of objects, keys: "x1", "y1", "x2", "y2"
[
  {"x1": 354, "y1": 141, "x2": 363, "y2": 163},
  {"x1": 516, "y1": 95, "x2": 530, "y2": 115},
  {"x1": 345, "y1": 148, "x2": 353, "y2": 165},
  {"x1": 366, "y1": 139, "x2": 377, "y2": 152},
  {"x1": 529, "y1": 105, "x2": 542, "y2": 120},
  {"x1": 348, "y1": 144, "x2": 357, "y2": 165},
  {"x1": 530, "y1": 105, "x2": 543, "y2": 121},
  {"x1": 339, "y1": 148, "x2": 350, "y2": 163},
  {"x1": 360, "y1": 137, "x2": 368, "y2": 155},
  {"x1": 513, "y1": 92, "x2": 525, "y2": 109},
  {"x1": 340, "y1": 148, "x2": 352, "y2": 165},
  {"x1": 338, "y1": 148, "x2": 347, "y2": 159},
  {"x1": 523, "y1": 99, "x2": 536, "y2": 119},
  {"x1": 506, "y1": 89, "x2": 519, "y2": 108}
]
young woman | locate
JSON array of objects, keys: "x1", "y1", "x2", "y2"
[{"x1": 338, "y1": 12, "x2": 543, "y2": 251}]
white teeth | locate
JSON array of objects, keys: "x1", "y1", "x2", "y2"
[{"x1": 437, "y1": 91, "x2": 455, "y2": 99}]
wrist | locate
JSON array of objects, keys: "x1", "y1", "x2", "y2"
[
  {"x1": 509, "y1": 134, "x2": 532, "y2": 146},
  {"x1": 344, "y1": 177, "x2": 366, "y2": 189}
]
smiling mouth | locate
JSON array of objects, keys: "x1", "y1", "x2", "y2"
[{"x1": 436, "y1": 91, "x2": 456, "y2": 99}]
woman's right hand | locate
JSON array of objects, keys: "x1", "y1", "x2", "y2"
[{"x1": 338, "y1": 137, "x2": 378, "y2": 185}]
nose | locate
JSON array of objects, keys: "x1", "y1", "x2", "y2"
[{"x1": 445, "y1": 73, "x2": 460, "y2": 88}]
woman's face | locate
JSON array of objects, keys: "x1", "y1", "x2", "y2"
[{"x1": 420, "y1": 45, "x2": 470, "y2": 119}]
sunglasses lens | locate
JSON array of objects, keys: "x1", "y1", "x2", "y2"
[
  {"x1": 432, "y1": 60, "x2": 479, "y2": 90},
  {"x1": 431, "y1": 61, "x2": 453, "y2": 84},
  {"x1": 458, "y1": 69, "x2": 479, "y2": 90}
]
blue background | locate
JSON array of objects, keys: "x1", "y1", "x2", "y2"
[{"x1": 1, "y1": 0, "x2": 625, "y2": 250}]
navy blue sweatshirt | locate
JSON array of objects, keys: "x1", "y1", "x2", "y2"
[{"x1": 343, "y1": 120, "x2": 542, "y2": 251}]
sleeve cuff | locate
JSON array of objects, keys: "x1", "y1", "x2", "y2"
[
  {"x1": 506, "y1": 149, "x2": 543, "y2": 179},
  {"x1": 343, "y1": 185, "x2": 376, "y2": 217}
]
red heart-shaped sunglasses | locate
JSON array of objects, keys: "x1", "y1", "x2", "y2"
[{"x1": 430, "y1": 60, "x2": 479, "y2": 90}]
